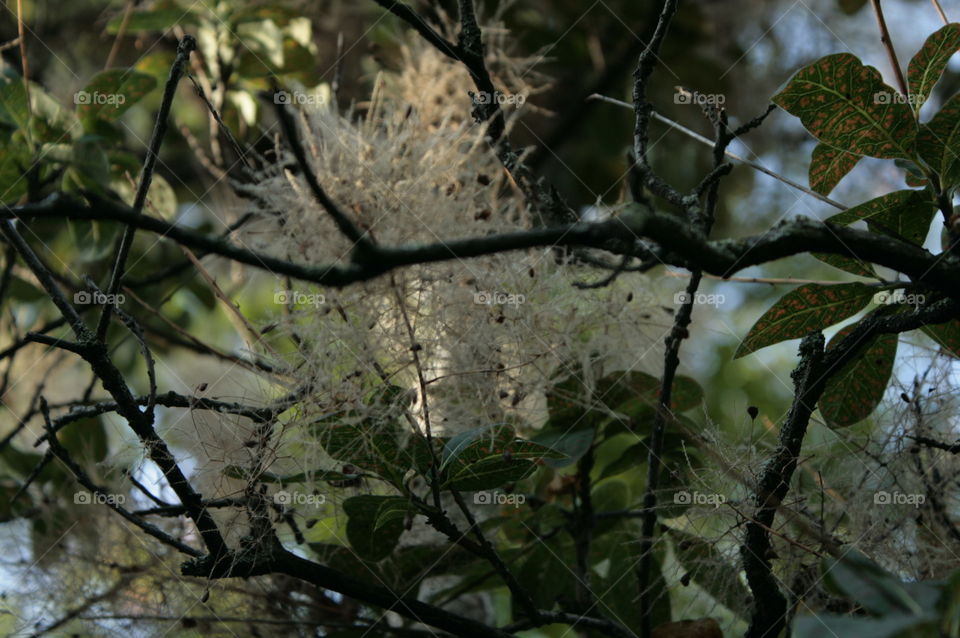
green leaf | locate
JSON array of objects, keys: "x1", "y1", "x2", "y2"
[
  {"x1": 896, "y1": 158, "x2": 930, "y2": 187},
  {"x1": 667, "y1": 527, "x2": 752, "y2": 618},
  {"x1": 918, "y1": 94, "x2": 960, "y2": 188},
  {"x1": 106, "y1": 8, "x2": 199, "y2": 33},
  {"x1": 517, "y1": 537, "x2": 576, "y2": 608},
  {"x1": 922, "y1": 319, "x2": 960, "y2": 357},
  {"x1": 443, "y1": 456, "x2": 536, "y2": 491},
  {"x1": 809, "y1": 142, "x2": 861, "y2": 196},
  {"x1": 822, "y1": 189, "x2": 937, "y2": 244},
  {"x1": 59, "y1": 418, "x2": 109, "y2": 464},
  {"x1": 820, "y1": 323, "x2": 898, "y2": 427},
  {"x1": 111, "y1": 173, "x2": 178, "y2": 219},
  {"x1": 342, "y1": 495, "x2": 410, "y2": 561},
  {"x1": 546, "y1": 370, "x2": 704, "y2": 433},
  {"x1": 773, "y1": 53, "x2": 916, "y2": 159},
  {"x1": 593, "y1": 531, "x2": 670, "y2": 631},
  {"x1": 907, "y1": 23, "x2": 960, "y2": 114},
  {"x1": 5, "y1": 274, "x2": 44, "y2": 302},
  {"x1": 793, "y1": 615, "x2": 935, "y2": 638},
  {"x1": 735, "y1": 283, "x2": 876, "y2": 358},
  {"x1": 598, "y1": 441, "x2": 644, "y2": 479},
  {"x1": 816, "y1": 253, "x2": 878, "y2": 278},
  {"x1": 923, "y1": 319, "x2": 960, "y2": 357},
  {"x1": 530, "y1": 428, "x2": 594, "y2": 468},
  {"x1": 0, "y1": 68, "x2": 31, "y2": 133},
  {"x1": 76, "y1": 69, "x2": 158, "y2": 126},
  {"x1": 228, "y1": 5, "x2": 299, "y2": 26},
  {"x1": 223, "y1": 466, "x2": 362, "y2": 485},
  {"x1": 0, "y1": 136, "x2": 29, "y2": 204},
  {"x1": 822, "y1": 550, "x2": 923, "y2": 615},
  {"x1": 236, "y1": 20, "x2": 285, "y2": 70},
  {"x1": 68, "y1": 219, "x2": 122, "y2": 263},
  {"x1": 440, "y1": 423, "x2": 501, "y2": 470},
  {"x1": 441, "y1": 424, "x2": 558, "y2": 491},
  {"x1": 814, "y1": 189, "x2": 935, "y2": 277},
  {"x1": 591, "y1": 478, "x2": 629, "y2": 535},
  {"x1": 315, "y1": 417, "x2": 408, "y2": 484},
  {"x1": 67, "y1": 135, "x2": 110, "y2": 191},
  {"x1": 0, "y1": 444, "x2": 43, "y2": 477}
]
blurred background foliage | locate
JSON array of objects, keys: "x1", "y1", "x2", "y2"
[
  {"x1": 0, "y1": 0, "x2": 956, "y2": 635},
  {"x1": 4, "y1": 0, "x2": 948, "y2": 444}
]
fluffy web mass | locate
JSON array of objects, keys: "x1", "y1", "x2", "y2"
[{"x1": 216, "y1": 29, "x2": 673, "y2": 604}]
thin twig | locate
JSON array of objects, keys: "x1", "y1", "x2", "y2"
[
  {"x1": 273, "y1": 96, "x2": 373, "y2": 251},
  {"x1": 931, "y1": 0, "x2": 949, "y2": 25},
  {"x1": 15, "y1": 0, "x2": 30, "y2": 115},
  {"x1": 97, "y1": 35, "x2": 197, "y2": 341},
  {"x1": 589, "y1": 94, "x2": 847, "y2": 210},
  {"x1": 870, "y1": 0, "x2": 909, "y2": 96},
  {"x1": 105, "y1": 1, "x2": 134, "y2": 69}
]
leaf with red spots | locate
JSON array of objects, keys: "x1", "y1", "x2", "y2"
[
  {"x1": 809, "y1": 142, "x2": 861, "y2": 196},
  {"x1": 895, "y1": 159, "x2": 930, "y2": 188},
  {"x1": 918, "y1": 94, "x2": 960, "y2": 188},
  {"x1": 735, "y1": 283, "x2": 875, "y2": 358},
  {"x1": 820, "y1": 325, "x2": 898, "y2": 427},
  {"x1": 816, "y1": 254, "x2": 877, "y2": 278},
  {"x1": 773, "y1": 53, "x2": 916, "y2": 159},
  {"x1": 922, "y1": 320, "x2": 960, "y2": 357},
  {"x1": 908, "y1": 23, "x2": 960, "y2": 114},
  {"x1": 823, "y1": 189, "x2": 936, "y2": 242},
  {"x1": 76, "y1": 69, "x2": 157, "y2": 128},
  {"x1": 814, "y1": 190, "x2": 935, "y2": 277}
]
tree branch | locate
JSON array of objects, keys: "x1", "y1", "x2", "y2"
[{"x1": 10, "y1": 194, "x2": 960, "y2": 294}]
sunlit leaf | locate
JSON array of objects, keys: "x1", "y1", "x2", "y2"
[{"x1": 107, "y1": 7, "x2": 199, "y2": 33}]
